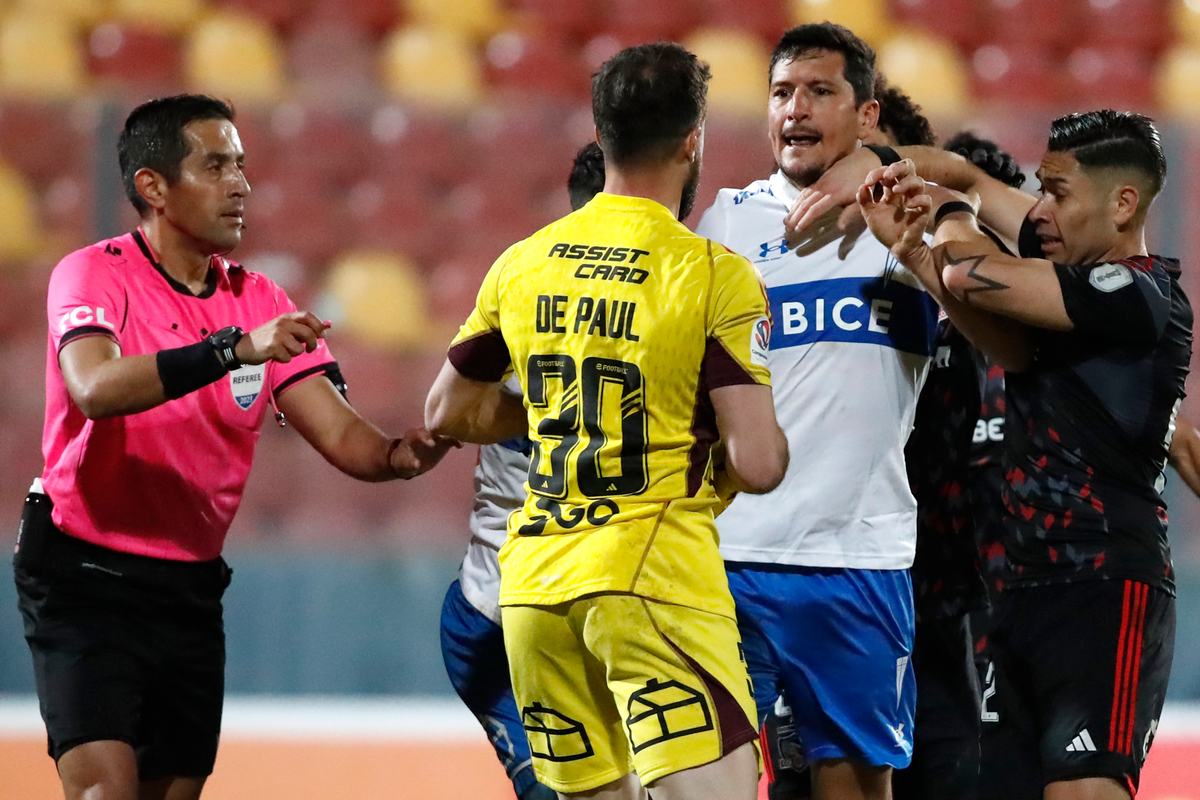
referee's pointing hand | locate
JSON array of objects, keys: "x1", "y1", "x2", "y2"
[{"x1": 236, "y1": 311, "x2": 330, "y2": 365}]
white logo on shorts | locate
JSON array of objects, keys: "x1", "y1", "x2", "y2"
[{"x1": 228, "y1": 363, "x2": 265, "y2": 410}]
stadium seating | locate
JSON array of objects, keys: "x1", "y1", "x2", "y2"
[
  {"x1": 890, "y1": 0, "x2": 984, "y2": 48},
  {"x1": 301, "y1": 0, "x2": 399, "y2": 36},
  {"x1": 88, "y1": 23, "x2": 183, "y2": 92},
  {"x1": 484, "y1": 28, "x2": 589, "y2": 100},
  {"x1": 111, "y1": 0, "x2": 204, "y2": 34},
  {"x1": 380, "y1": 25, "x2": 485, "y2": 109},
  {"x1": 0, "y1": 12, "x2": 86, "y2": 99},
  {"x1": 602, "y1": 0, "x2": 697, "y2": 45},
  {"x1": 970, "y1": 43, "x2": 1060, "y2": 108},
  {"x1": 789, "y1": 0, "x2": 892, "y2": 47},
  {"x1": 877, "y1": 30, "x2": 968, "y2": 118},
  {"x1": 1062, "y1": 46, "x2": 1155, "y2": 112},
  {"x1": 288, "y1": 22, "x2": 378, "y2": 103},
  {"x1": 210, "y1": 0, "x2": 308, "y2": 31},
  {"x1": 698, "y1": 0, "x2": 788, "y2": 44},
  {"x1": 1158, "y1": 45, "x2": 1200, "y2": 119},
  {"x1": 508, "y1": 0, "x2": 600, "y2": 38},
  {"x1": 185, "y1": 11, "x2": 286, "y2": 103},
  {"x1": 1176, "y1": 0, "x2": 1200, "y2": 48},
  {"x1": 982, "y1": 0, "x2": 1082, "y2": 48},
  {"x1": 18, "y1": 0, "x2": 107, "y2": 27},
  {"x1": 685, "y1": 28, "x2": 770, "y2": 119},
  {"x1": 0, "y1": 160, "x2": 45, "y2": 263},
  {"x1": 404, "y1": 0, "x2": 508, "y2": 42},
  {"x1": 1081, "y1": 0, "x2": 1171, "y2": 51},
  {"x1": 323, "y1": 250, "x2": 439, "y2": 350}
]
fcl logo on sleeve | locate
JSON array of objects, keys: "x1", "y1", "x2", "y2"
[
  {"x1": 751, "y1": 315, "x2": 772, "y2": 366},
  {"x1": 228, "y1": 364, "x2": 266, "y2": 410}
]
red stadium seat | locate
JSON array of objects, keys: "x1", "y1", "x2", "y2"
[
  {"x1": 1061, "y1": 46, "x2": 1154, "y2": 112},
  {"x1": 88, "y1": 24, "x2": 181, "y2": 91},
  {"x1": 507, "y1": 0, "x2": 600, "y2": 37},
  {"x1": 696, "y1": 0, "x2": 787, "y2": 45},
  {"x1": 890, "y1": 0, "x2": 985, "y2": 47},
  {"x1": 300, "y1": 0, "x2": 399, "y2": 35},
  {"x1": 485, "y1": 29, "x2": 589, "y2": 101},
  {"x1": 466, "y1": 105, "x2": 578, "y2": 190},
  {"x1": 366, "y1": 107, "x2": 465, "y2": 191},
  {"x1": 602, "y1": 0, "x2": 699, "y2": 44},
  {"x1": 0, "y1": 102, "x2": 93, "y2": 185},
  {"x1": 970, "y1": 43, "x2": 1060, "y2": 109},
  {"x1": 265, "y1": 106, "x2": 370, "y2": 191},
  {"x1": 341, "y1": 178, "x2": 441, "y2": 265},
  {"x1": 210, "y1": 0, "x2": 309, "y2": 31},
  {"x1": 288, "y1": 21, "x2": 378, "y2": 102},
  {"x1": 426, "y1": 254, "x2": 491, "y2": 323},
  {"x1": 1081, "y1": 0, "x2": 1171, "y2": 51},
  {"x1": 241, "y1": 175, "x2": 342, "y2": 266},
  {"x1": 982, "y1": 0, "x2": 1082, "y2": 48}
]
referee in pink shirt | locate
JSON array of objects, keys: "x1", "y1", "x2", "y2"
[{"x1": 13, "y1": 95, "x2": 456, "y2": 800}]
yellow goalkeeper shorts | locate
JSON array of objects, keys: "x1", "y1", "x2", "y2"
[{"x1": 502, "y1": 594, "x2": 760, "y2": 793}]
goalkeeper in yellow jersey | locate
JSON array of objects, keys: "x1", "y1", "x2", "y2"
[{"x1": 426, "y1": 43, "x2": 788, "y2": 800}]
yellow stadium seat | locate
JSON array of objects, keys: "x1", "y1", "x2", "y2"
[
  {"x1": 325, "y1": 251, "x2": 434, "y2": 350},
  {"x1": 685, "y1": 28, "x2": 769, "y2": 119},
  {"x1": 405, "y1": 0, "x2": 506, "y2": 42},
  {"x1": 111, "y1": 0, "x2": 203, "y2": 34},
  {"x1": 0, "y1": 11, "x2": 86, "y2": 98},
  {"x1": 876, "y1": 30, "x2": 966, "y2": 118},
  {"x1": 0, "y1": 159, "x2": 44, "y2": 262},
  {"x1": 380, "y1": 25, "x2": 483, "y2": 109},
  {"x1": 790, "y1": 0, "x2": 891, "y2": 47},
  {"x1": 1158, "y1": 46, "x2": 1200, "y2": 120},
  {"x1": 185, "y1": 11, "x2": 285, "y2": 104},
  {"x1": 14, "y1": 0, "x2": 106, "y2": 27},
  {"x1": 1174, "y1": 0, "x2": 1200, "y2": 48}
]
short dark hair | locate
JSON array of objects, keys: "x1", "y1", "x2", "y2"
[
  {"x1": 118, "y1": 94, "x2": 236, "y2": 215},
  {"x1": 874, "y1": 76, "x2": 935, "y2": 147},
  {"x1": 770, "y1": 23, "x2": 876, "y2": 106},
  {"x1": 592, "y1": 43, "x2": 710, "y2": 168},
  {"x1": 943, "y1": 130, "x2": 1026, "y2": 188},
  {"x1": 1047, "y1": 110, "x2": 1166, "y2": 201},
  {"x1": 568, "y1": 142, "x2": 605, "y2": 211}
]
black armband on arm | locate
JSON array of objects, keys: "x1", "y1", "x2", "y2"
[
  {"x1": 864, "y1": 144, "x2": 901, "y2": 166},
  {"x1": 156, "y1": 341, "x2": 227, "y2": 400},
  {"x1": 934, "y1": 201, "x2": 975, "y2": 227}
]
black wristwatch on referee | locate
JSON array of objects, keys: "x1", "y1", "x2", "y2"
[{"x1": 208, "y1": 326, "x2": 244, "y2": 371}]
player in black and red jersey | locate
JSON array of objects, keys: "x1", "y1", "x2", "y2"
[{"x1": 835, "y1": 110, "x2": 1191, "y2": 800}]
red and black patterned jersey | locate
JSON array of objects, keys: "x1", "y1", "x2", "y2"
[
  {"x1": 970, "y1": 353, "x2": 1008, "y2": 594},
  {"x1": 906, "y1": 319, "x2": 989, "y2": 619},
  {"x1": 1000, "y1": 254, "x2": 1192, "y2": 594}
]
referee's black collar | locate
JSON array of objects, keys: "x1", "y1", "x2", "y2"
[{"x1": 132, "y1": 228, "x2": 219, "y2": 299}]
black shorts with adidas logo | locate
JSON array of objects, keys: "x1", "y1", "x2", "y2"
[{"x1": 978, "y1": 579, "x2": 1174, "y2": 799}]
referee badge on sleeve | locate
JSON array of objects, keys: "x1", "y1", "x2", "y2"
[
  {"x1": 229, "y1": 364, "x2": 266, "y2": 410},
  {"x1": 1088, "y1": 264, "x2": 1133, "y2": 292},
  {"x1": 751, "y1": 316, "x2": 771, "y2": 367}
]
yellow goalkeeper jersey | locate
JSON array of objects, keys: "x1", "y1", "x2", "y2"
[{"x1": 448, "y1": 192, "x2": 771, "y2": 617}]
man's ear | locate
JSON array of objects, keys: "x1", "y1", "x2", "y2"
[
  {"x1": 683, "y1": 126, "x2": 703, "y2": 164},
  {"x1": 857, "y1": 98, "x2": 881, "y2": 139},
  {"x1": 1112, "y1": 182, "x2": 1141, "y2": 227},
  {"x1": 134, "y1": 168, "x2": 168, "y2": 213}
]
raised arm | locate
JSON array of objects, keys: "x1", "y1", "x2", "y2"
[
  {"x1": 1169, "y1": 415, "x2": 1200, "y2": 499},
  {"x1": 279, "y1": 375, "x2": 457, "y2": 482},
  {"x1": 60, "y1": 311, "x2": 330, "y2": 419},
  {"x1": 857, "y1": 162, "x2": 1035, "y2": 371}
]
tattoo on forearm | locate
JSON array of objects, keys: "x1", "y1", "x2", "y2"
[{"x1": 945, "y1": 253, "x2": 1010, "y2": 304}]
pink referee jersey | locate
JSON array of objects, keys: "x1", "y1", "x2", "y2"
[{"x1": 42, "y1": 229, "x2": 336, "y2": 561}]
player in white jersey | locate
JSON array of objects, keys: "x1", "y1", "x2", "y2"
[
  {"x1": 694, "y1": 24, "x2": 935, "y2": 800},
  {"x1": 437, "y1": 144, "x2": 606, "y2": 800}
]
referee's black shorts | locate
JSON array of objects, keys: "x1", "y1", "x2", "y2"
[
  {"x1": 979, "y1": 579, "x2": 1174, "y2": 800},
  {"x1": 13, "y1": 491, "x2": 232, "y2": 780}
]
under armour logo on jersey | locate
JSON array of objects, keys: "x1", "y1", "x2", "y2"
[
  {"x1": 758, "y1": 238, "x2": 790, "y2": 260},
  {"x1": 1065, "y1": 729, "x2": 1097, "y2": 752}
]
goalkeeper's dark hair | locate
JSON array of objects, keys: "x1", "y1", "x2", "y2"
[
  {"x1": 119, "y1": 94, "x2": 236, "y2": 215},
  {"x1": 568, "y1": 142, "x2": 605, "y2": 211},
  {"x1": 1047, "y1": 110, "x2": 1166, "y2": 201},
  {"x1": 874, "y1": 76, "x2": 935, "y2": 147},
  {"x1": 770, "y1": 23, "x2": 876, "y2": 106},
  {"x1": 592, "y1": 43, "x2": 710, "y2": 168},
  {"x1": 943, "y1": 131, "x2": 1026, "y2": 188}
]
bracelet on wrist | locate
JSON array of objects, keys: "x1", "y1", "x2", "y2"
[{"x1": 933, "y1": 200, "x2": 976, "y2": 227}]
